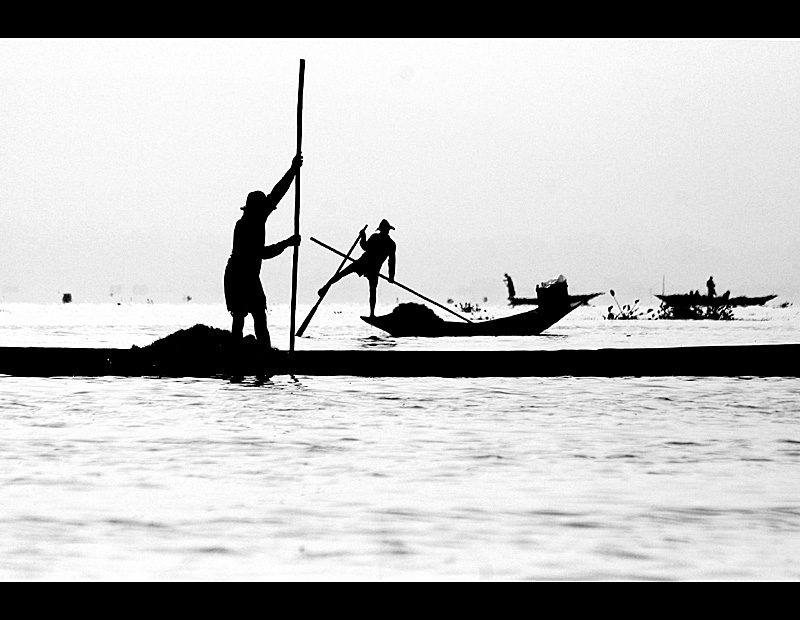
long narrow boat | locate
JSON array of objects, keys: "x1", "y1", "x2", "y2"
[
  {"x1": 1, "y1": 343, "x2": 798, "y2": 377},
  {"x1": 509, "y1": 292, "x2": 602, "y2": 307},
  {"x1": 503, "y1": 274, "x2": 601, "y2": 307},
  {"x1": 360, "y1": 299, "x2": 594, "y2": 337},
  {"x1": 655, "y1": 293, "x2": 777, "y2": 308}
]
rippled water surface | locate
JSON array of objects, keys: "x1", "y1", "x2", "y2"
[{"x1": 1, "y1": 301, "x2": 800, "y2": 580}]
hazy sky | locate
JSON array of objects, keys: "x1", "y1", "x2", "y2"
[{"x1": 2, "y1": 38, "x2": 799, "y2": 306}]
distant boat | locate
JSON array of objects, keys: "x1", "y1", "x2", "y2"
[
  {"x1": 504, "y1": 274, "x2": 601, "y2": 307},
  {"x1": 654, "y1": 293, "x2": 777, "y2": 308},
  {"x1": 361, "y1": 300, "x2": 586, "y2": 338}
]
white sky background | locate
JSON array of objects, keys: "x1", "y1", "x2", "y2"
[{"x1": 1, "y1": 38, "x2": 799, "y2": 305}]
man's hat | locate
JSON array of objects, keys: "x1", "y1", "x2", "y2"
[
  {"x1": 241, "y1": 190, "x2": 270, "y2": 211},
  {"x1": 378, "y1": 219, "x2": 395, "y2": 231}
]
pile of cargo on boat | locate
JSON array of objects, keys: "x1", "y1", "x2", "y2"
[
  {"x1": 386, "y1": 302, "x2": 445, "y2": 325},
  {"x1": 127, "y1": 324, "x2": 281, "y2": 376},
  {"x1": 132, "y1": 324, "x2": 262, "y2": 363}
]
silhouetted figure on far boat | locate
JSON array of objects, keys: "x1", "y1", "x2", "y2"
[
  {"x1": 317, "y1": 219, "x2": 396, "y2": 318},
  {"x1": 504, "y1": 274, "x2": 516, "y2": 299},
  {"x1": 707, "y1": 276, "x2": 716, "y2": 298},
  {"x1": 224, "y1": 155, "x2": 302, "y2": 372}
]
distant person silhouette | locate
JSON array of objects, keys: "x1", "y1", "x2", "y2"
[
  {"x1": 504, "y1": 273, "x2": 516, "y2": 299},
  {"x1": 707, "y1": 276, "x2": 716, "y2": 298},
  {"x1": 318, "y1": 219, "x2": 396, "y2": 317},
  {"x1": 224, "y1": 154, "x2": 302, "y2": 367}
]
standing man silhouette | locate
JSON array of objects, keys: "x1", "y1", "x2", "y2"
[
  {"x1": 707, "y1": 276, "x2": 716, "y2": 298},
  {"x1": 224, "y1": 155, "x2": 302, "y2": 370},
  {"x1": 317, "y1": 219, "x2": 396, "y2": 317}
]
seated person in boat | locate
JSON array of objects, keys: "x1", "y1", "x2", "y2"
[{"x1": 318, "y1": 219, "x2": 396, "y2": 318}]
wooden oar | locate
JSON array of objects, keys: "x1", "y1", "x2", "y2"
[
  {"x1": 289, "y1": 59, "x2": 305, "y2": 354},
  {"x1": 296, "y1": 225, "x2": 368, "y2": 337},
  {"x1": 310, "y1": 236, "x2": 473, "y2": 323}
]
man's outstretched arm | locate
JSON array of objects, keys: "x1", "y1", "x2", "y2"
[
  {"x1": 264, "y1": 154, "x2": 303, "y2": 209},
  {"x1": 263, "y1": 234, "x2": 301, "y2": 260},
  {"x1": 388, "y1": 248, "x2": 396, "y2": 282}
]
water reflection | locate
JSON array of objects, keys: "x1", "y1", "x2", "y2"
[{"x1": 1, "y1": 375, "x2": 799, "y2": 580}]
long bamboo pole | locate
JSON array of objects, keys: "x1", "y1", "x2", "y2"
[
  {"x1": 310, "y1": 236, "x2": 473, "y2": 323},
  {"x1": 289, "y1": 59, "x2": 305, "y2": 354}
]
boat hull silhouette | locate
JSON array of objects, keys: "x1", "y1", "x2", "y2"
[
  {"x1": 503, "y1": 274, "x2": 600, "y2": 307},
  {"x1": 1, "y1": 343, "x2": 798, "y2": 377},
  {"x1": 509, "y1": 293, "x2": 601, "y2": 307},
  {"x1": 360, "y1": 300, "x2": 586, "y2": 337},
  {"x1": 655, "y1": 294, "x2": 777, "y2": 308}
]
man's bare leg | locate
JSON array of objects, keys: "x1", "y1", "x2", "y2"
[
  {"x1": 318, "y1": 263, "x2": 359, "y2": 297},
  {"x1": 252, "y1": 309, "x2": 273, "y2": 378},
  {"x1": 231, "y1": 314, "x2": 245, "y2": 340},
  {"x1": 368, "y1": 277, "x2": 378, "y2": 318},
  {"x1": 229, "y1": 313, "x2": 246, "y2": 380},
  {"x1": 252, "y1": 309, "x2": 272, "y2": 351}
]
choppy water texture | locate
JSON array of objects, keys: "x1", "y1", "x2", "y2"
[{"x1": 1, "y1": 301, "x2": 800, "y2": 580}]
